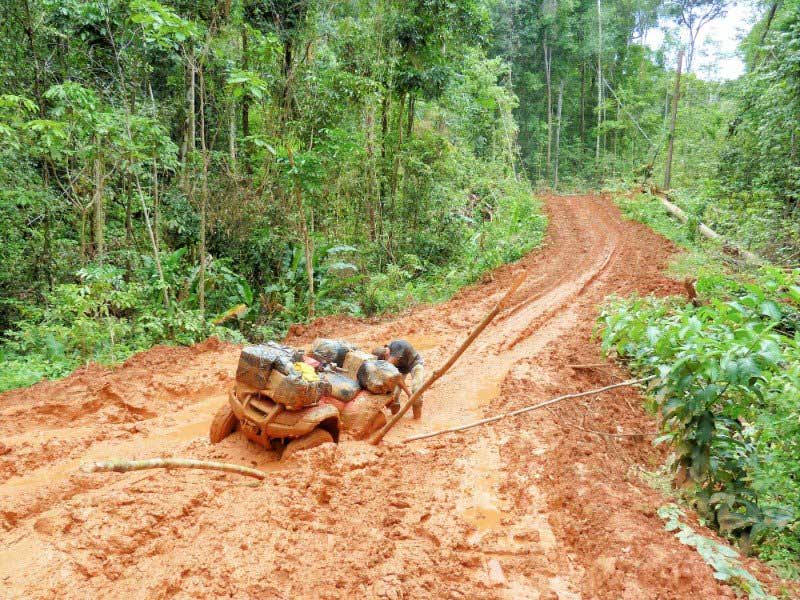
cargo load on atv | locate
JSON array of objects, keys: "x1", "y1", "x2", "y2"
[
  {"x1": 211, "y1": 341, "x2": 399, "y2": 458},
  {"x1": 235, "y1": 342, "x2": 302, "y2": 390},
  {"x1": 357, "y1": 359, "x2": 406, "y2": 394},
  {"x1": 322, "y1": 371, "x2": 361, "y2": 403},
  {"x1": 236, "y1": 342, "x2": 328, "y2": 410},
  {"x1": 310, "y1": 338, "x2": 356, "y2": 367}
]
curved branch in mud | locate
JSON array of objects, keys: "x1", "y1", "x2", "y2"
[{"x1": 402, "y1": 376, "x2": 655, "y2": 443}]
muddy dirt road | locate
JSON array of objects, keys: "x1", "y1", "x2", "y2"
[{"x1": 0, "y1": 194, "x2": 788, "y2": 598}]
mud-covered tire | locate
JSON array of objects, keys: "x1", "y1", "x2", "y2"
[
  {"x1": 209, "y1": 403, "x2": 239, "y2": 444},
  {"x1": 364, "y1": 410, "x2": 387, "y2": 437},
  {"x1": 281, "y1": 428, "x2": 334, "y2": 460}
]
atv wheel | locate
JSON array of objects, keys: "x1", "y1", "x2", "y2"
[
  {"x1": 209, "y1": 403, "x2": 239, "y2": 444},
  {"x1": 282, "y1": 428, "x2": 334, "y2": 460},
  {"x1": 364, "y1": 410, "x2": 387, "y2": 438}
]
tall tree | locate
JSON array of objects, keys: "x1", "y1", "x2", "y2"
[{"x1": 663, "y1": 0, "x2": 727, "y2": 72}]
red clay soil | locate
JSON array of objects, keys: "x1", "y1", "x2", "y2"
[{"x1": 0, "y1": 194, "x2": 795, "y2": 599}]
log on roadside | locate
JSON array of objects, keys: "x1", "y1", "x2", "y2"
[{"x1": 656, "y1": 194, "x2": 763, "y2": 266}]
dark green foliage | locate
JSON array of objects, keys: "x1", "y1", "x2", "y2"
[{"x1": 0, "y1": 0, "x2": 545, "y2": 392}]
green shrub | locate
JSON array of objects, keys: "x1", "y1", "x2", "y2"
[
  {"x1": 599, "y1": 270, "x2": 800, "y2": 573},
  {"x1": 0, "y1": 262, "x2": 244, "y2": 392}
]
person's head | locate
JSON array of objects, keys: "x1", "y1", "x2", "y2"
[{"x1": 372, "y1": 345, "x2": 389, "y2": 361}]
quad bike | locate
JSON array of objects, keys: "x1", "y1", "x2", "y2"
[
  {"x1": 210, "y1": 384, "x2": 342, "y2": 460},
  {"x1": 209, "y1": 342, "x2": 395, "y2": 459}
]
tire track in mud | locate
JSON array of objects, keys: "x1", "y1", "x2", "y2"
[{"x1": 0, "y1": 195, "x2": 793, "y2": 599}]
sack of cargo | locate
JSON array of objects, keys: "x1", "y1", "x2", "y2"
[
  {"x1": 356, "y1": 360, "x2": 404, "y2": 395},
  {"x1": 310, "y1": 338, "x2": 356, "y2": 367},
  {"x1": 267, "y1": 369, "x2": 325, "y2": 410},
  {"x1": 342, "y1": 350, "x2": 375, "y2": 380},
  {"x1": 236, "y1": 344, "x2": 296, "y2": 390},
  {"x1": 322, "y1": 372, "x2": 361, "y2": 403},
  {"x1": 340, "y1": 391, "x2": 389, "y2": 440}
]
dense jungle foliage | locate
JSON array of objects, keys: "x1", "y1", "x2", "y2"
[
  {"x1": 593, "y1": 1, "x2": 800, "y2": 572},
  {"x1": 1, "y1": 0, "x2": 549, "y2": 389}
]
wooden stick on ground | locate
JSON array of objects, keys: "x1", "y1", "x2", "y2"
[
  {"x1": 370, "y1": 271, "x2": 528, "y2": 445},
  {"x1": 402, "y1": 376, "x2": 655, "y2": 443},
  {"x1": 80, "y1": 458, "x2": 268, "y2": 480}
]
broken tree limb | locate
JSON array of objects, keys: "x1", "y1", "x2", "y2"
[
  {"x1": 656, "y1": 195, "x2": 763, "y2": 266},
  {"x1": 80, "y1": 458, "x2": 267, "y2": 480},
  {"x1": 402, "y1": 376, "x2": 655, "y2": 443},
  {"x1": 370, "y1": 271, "x2": 528, "y2": 445}
]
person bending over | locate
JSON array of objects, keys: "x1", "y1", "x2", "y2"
[{"x1": 372, "y1": 339, "x2": 425, "y2": 419}]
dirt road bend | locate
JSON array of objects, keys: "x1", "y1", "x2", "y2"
[{"x1": 0, "y1": 194, "x2": 787, "y2": 598}]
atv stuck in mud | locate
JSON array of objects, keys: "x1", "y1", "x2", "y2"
[{"x1": 209, "y1": 340, "x2": 401, "y2": 458}]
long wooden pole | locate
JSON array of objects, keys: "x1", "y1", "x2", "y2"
[
  {"x1": 402, "y1": 376, "x2": 655, "y2": 443},
  {"x1": 81, "y1": 458, "x2": 268, "y2": 480},
  {"x1": 370, "y1": 271, "x2": 527, "y2": 445}
]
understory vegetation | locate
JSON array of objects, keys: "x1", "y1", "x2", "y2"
[
  {"x1": 602, "y1": 193, "x2": 800, "y2": 577},
  {"x1": 0, "y1": 1, "x2": 547, "y2": 392}
]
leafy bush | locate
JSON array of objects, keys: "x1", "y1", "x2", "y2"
[
  {"x1": 360, "y1": 184, "x2": 546, "y2": 315},
  {"x1": 0, "y1": 262, "x2": 244, "y2": 392},
  {"x1": 599, "y1": 270, "x2": 800, "y2": 572}
]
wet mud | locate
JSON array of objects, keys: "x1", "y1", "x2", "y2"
[{"x1": 0, "y1": 195, "x2": 794, "y2": 599}]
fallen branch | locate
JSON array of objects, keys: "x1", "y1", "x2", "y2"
[
  {"x1": 80, "y1": 458, "x2": 267, "y2": 480},
  {"x1": 567, "y1": 363, "x2": 610, "y2": 369},
  {"x1": 370, "y1": 271, "x2": 528, "y2": 445},
  {"x1": 656, "y1": 195, "x2": 763, "y2": 266},
  {"x1": 551, "y1": 412, "x2": 657, "y2": 438},
  {"x1": 402, "y1": 376, "x2": 655, "y2": 443}
]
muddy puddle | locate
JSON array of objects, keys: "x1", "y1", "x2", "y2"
[{"x1": 456, "y1": 435, "x2": 508, "y2": 543}]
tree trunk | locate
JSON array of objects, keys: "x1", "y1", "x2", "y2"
[
  {"x1": 286, "y1": 146, "x2": 315, "y2": 318},
  {"x1": 241, "y1": 26, "x2": 250, "y2": 139},
  {"x1": 152, "y1": 157, "x2": 159, "y2": 249},
  {"x1": 543, "y1": 38, "x2": 552, "y2": 179},
  {"x1": 406, "y1": 94, "x2": 415, "y2": 138},
  {"x1": 92, "y1": 144, "x2": 105, "y2": 263},
  {"x1": 664, "y1": 50, "x2": 684, "y2": 190},
  {"x1": 281, "y1": 38, "x2": 294, "y2": 124},
  {"x1": 595, "y1": 0, "x2": 603, "y2": 167},
  {"x1": 188, "y1": 51, "x2": 196, "y2": 153},
  {"x1": 80, "y1": 208, "x2": 88, "y2": 265},
  {"x1": 580, "y1": 61, "x2": 586, "y2": 145},
  {"x1": 390, "y1": 92, "x2": 406, "y2": 208},
  {"x1": 125, "y1": 189, "x2": 133, "y2": 243},
  {"x1": 229, "y1": 98, "x2": 237, "y2": 175},
  {"x1": 554, "y1": 80, "x2": 564, "y2": 190},
  {"x1": 365, "y1": 104, "x2": 378, "y2": 241},
  {"x1": 198, "y1": 65, "x2": 209, "y2": 315}
]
